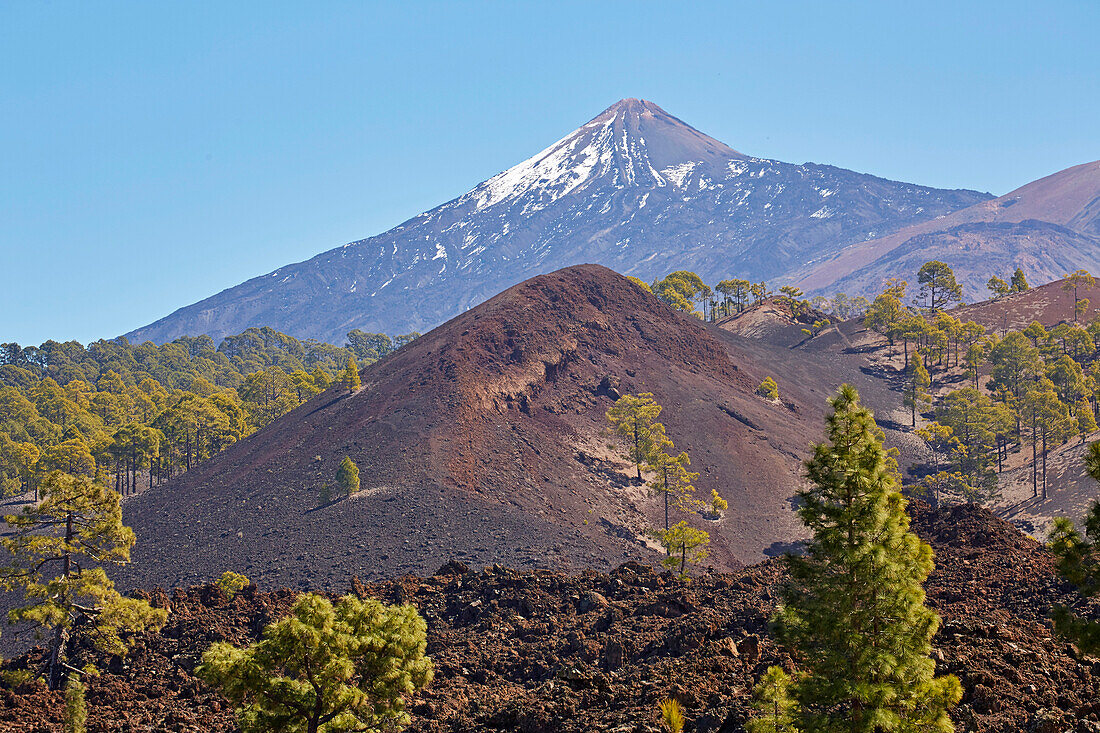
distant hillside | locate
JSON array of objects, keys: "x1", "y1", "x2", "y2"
[
  {"x1": 125, "y1": 98, "x2": 988, "y2": 344},
  {"x1": 117, "y1": 265, "x2": 913, "y2": 593},
  {"x1": 950, "y1": 275, "x2": 1100, "y2": 332},
  {"x1": 797, "y1": 160, "x2": 1100, "y2": 300}
]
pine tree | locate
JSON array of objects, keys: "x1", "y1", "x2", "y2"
[
  {"x1": 747, "y1": 666, "x2": 797, "y2": 733},
  {"x1": 709, "y1": 488, "x2": 728, "y2": 517},
  {"x1": 986, "y1": 276, "x2": 1011, "y2": 299},
  {"x1": 1021, "y1": 382, "x2": 1074, "y2": 500},
  {"x1": 1011, "y1": 267, "x2": 1030, "y2": 292},
  {"x1": 0, "y1": 472, "x2": 167, "y2": 689},
  {"x1": 1079, "y1": 398, "x2": 1099, "y2": 441},
  {"x1": 916, "y1": 260, "x2": 963, "y2": 311},
  {"x1": 606, "y1": 393, "x2": 672, "y2": 481},
  {"x1": 197, "y1": 593, "x2": 433, "y2": 733},
  {"x1": 1048, "y1": 439, "x2": 1100, "y2": 654},
  {"x1": 771, "y1": 385, "x2": 961, "y2": 732},
  {"x1": 863, "y1": 281, "x2": 908, "y2": 345},
  {"x1": 1063, "y1": 270, "x2": 1096, "y2": 323},
  {"x1": 336, "y1": 456, "x2": 360, "y2": 496},
  {"x1": 903, "y1": 352, "x2": 931, "y2": 427},
  {"x1": 341, "y1": 358, "x2": 361, "y2": 392},
  {"x1": 647, "y1": 450, "x2": 698, "y2": 533},
  {"x1": 654, "y1": 521, "x2": 710, "y2": 576},
  {"x1": 758, "y1": 377, "x2": 780, "y2": 401}
]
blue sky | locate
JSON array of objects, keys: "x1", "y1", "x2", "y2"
[{"x1": 2, "y1": 1, "x2": 1098, "y2": 345}]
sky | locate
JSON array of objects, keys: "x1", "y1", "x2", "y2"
[{"x1": 2, "y1": 1, "x2": 1098, "y2": 345}]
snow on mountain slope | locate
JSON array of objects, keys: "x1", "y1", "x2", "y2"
[{"x1": 126, "y1": 99, "x2": 989, "y2": 344}]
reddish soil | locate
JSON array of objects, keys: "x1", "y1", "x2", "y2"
[
  {"x1": 2, "y1": 504, "x2": 1098, "y2": 732},
  {"x1": 951, "y1": 277, "x2": 1100, "y2": 333},
  {"x1": 113, "y1": 265, "x2": 913, "y2": 599},
  {"x1": 714, "y1": 298, "x2": 830, "y2": 347}
]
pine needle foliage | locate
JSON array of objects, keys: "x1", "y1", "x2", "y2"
[
  {"x1": 341, "y1": 358, "x2": 362, "y2": 392},
  {"x1": 336, "y1": 456, "x2": 360, "y2": 497},
  {"x1": 903, "y1": 352, "x2": 931, "y2": 427},
  {"x1": 1048, "y1": 439, "x2": 1100, "y2": 654},
  {"x1": 606, "y1": 393, "x2": 672, "y2": 481},
  {"x1": 758, "y1": 377, "x2": 780, "y2": 401},
  {"x1": 747, "y1": 665, "x2": 798, "y2": 733},
  {"x1": 197, "y1": 592, "x2": 433, "y2": 733},
  {"x1": 654, "y1": 521, "x2": 710, "y2": 577},
  {"x1": 0, "y1": 471, "x2": 167, "y2": 689},
  {"x1": 217, "y1": 571, "x2": 250, "y2": 599},
  {"x1": 647, "y1": 450, "x2": 699, "y2": 533},
  {"x1": 63, "y1": 673, "x2": 87, "y2": 733},
  {"x1": 773, "y1": 384, "x2": 961, "y2": 732}
]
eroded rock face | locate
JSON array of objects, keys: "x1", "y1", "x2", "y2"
[{"x1": 3, "y1": 504, "x2": 1099, "y2": 732}]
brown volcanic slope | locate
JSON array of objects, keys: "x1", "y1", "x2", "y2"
[
  {"x1": 5, "y1": 505, "x2": 1098, "y2": 732},
  {"x1": 117, "y1": 265, "x2": 909, "y2": 595},
  {"x1": 950, "y1": 275, "x2": 1100, "y2": 332},
  {"x1": 714, "y1": 297, "x2": 831, "y2": 348},
  {"x1": 796, "y1": 159, "x2": 1100, "y2": 300}
]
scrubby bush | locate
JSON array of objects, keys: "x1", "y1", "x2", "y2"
[
  {"x1": 757, "y1": 376, "x2": 779, "y2": 400},
  {"x1": 336, "y1": 456, "x2": 360, "y2": 496},
  {"x1": 217, "y1": 571, "x2": 250, "y2": 599},
  {"x1": 658, "y1": 698, "x2": 684, "y2": 733}
]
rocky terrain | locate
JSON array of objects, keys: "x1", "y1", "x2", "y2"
[
  {"x1": 125, "y1": 98, "x2": 989, "y2": 344},
  {"x1": 113, "y1": 264, "x2": 918, "y2": 597},
  {"x1": 797, "y1": 159, "x2": 1100, "y2": 301},
  {"x1": 2, "y1": 503, "x2": 1097, "y2": 732}
]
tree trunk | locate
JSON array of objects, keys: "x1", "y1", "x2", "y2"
[
  {"x1": 47, "y1": 624, "x2": 69, "y2": 691},
  {"x1": 660, "y1": 482, "x2": 668, "y2": 534},
  {"x1": 1031, "y1": 428, "x2": 1038, "y2": 498},
  {"x1": 48, "y1": 514, "x2": 74, "y2": 690},
  {"x1": 1042, "y1": 430, "x2": 1048, "y2": 501}
]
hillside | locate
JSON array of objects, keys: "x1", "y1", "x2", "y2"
[
  {"x1": 114, "y1": 264, "x2": 914, "y2": 595},
  {"x1": 951, "y1": 276, "x2": 1100, "y2": 332},
  {"x1": 4, "y1": 504, "x2": 1097, "y2": 732},
  {"x1": 124, "y1": 99, "x2": 988, "y2": 344},
  {"x1": 714, "y1": 297, "x2": 830, "y2": 347},
  {"x1": 793, "y1": 276, "x2": 1100, "y2": 541},
  {"x1": 797, "y1": 160, "x2": 1100, "y2": 300}
]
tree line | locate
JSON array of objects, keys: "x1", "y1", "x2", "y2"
[
  {"x1": 862, "y1": 262, "x2": 1100, "y2": 505},
  {"x1": 634, "y1": 271, "x2": 870, "y2": 324},
  {"x1": 0, "y1": 326, "x2": 416, "y2": 499}
]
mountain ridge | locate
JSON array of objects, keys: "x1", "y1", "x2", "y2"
[
  {"x1": 124, "y1": 99, "x2": 989, "y2": 344},
  {"x1": 796, "y1": 159, "x2": 1100, "y2": 299}
]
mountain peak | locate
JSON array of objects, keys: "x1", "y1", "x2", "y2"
[
  {"x1": 470, "y1": 99, "x2": 744, "y2": 210},
  {"x1": 596, "y1": 97, "x2": 662, "y2": 115},
  {"x1": 125, "y1": 102, "x2": 991, "y2": 346}
]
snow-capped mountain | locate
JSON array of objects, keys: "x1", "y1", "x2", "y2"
[{"x1": 126, "y1": 99, "x2": 990, "y2": 344}]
